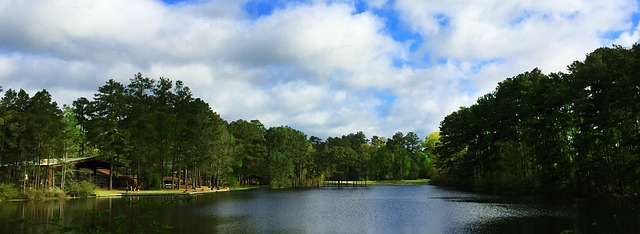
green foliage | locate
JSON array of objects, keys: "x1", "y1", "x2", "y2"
[
  {"x1": 142, "y1": 168, "x2": 163, "y2": 190},
  {"x1": 226, "y1": 175, "x2": 239, "y2": 187},
  {"x1": 267, "y1": 151, "x2": 294, "y2": 188},
  {"x1": 229, "y1": 119, "x2": 267, "y2": 186},
  {"x1": 1, "y1": 186, "x2": 67, "y2": 200},
  {"x1": 0, "y1": 88, "x2": 66, "y2": 189},
  {"x1": 434, "y1": 44, "x2": 640, "y2": 196},
  {"x1": 65, "y1": 181, "x2": 97, "y2": 197},
  {"x1": 88, "y1": 79, "x2": 131, "y2": 190},
  {"x1": 269, "y1": 177, "x2": 290, "y2": 189},
  {"x1": 0, "y1": 72, "x2": 442, "y2": 192},
  {"x1": 265, "y1": 126, "x2": 310, "y2": 187},
  {"x1": 49, "y1": 187, "x2": 68, "y2": 199},
  {"x1": 0, "y1": 183, "x2": 19, "y2": 201},
  {"x1": 22, "y1": 188, "x2": 47, "y2": 200}
]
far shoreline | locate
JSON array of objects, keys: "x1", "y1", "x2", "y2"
[
  {"x1": 2, "y1": 181, "x2": 431, "y2": 201},
  {"x1": 323, "y1": 179, "x2": 430, "y2": 186},
  {"x1": 94, "y1": 180, "x2": 431, "y2": 197}
]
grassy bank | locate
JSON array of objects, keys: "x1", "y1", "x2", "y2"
[
  {"x1": 0, "y1": 182, "x2": 98, "y2": 201},
  {"x1": 230, "y1": 185, "x2": 265, "y2": 191}
]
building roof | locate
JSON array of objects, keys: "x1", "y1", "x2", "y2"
[{"x1": 36, "y1": 156, "x2": 95, "y2": 166}]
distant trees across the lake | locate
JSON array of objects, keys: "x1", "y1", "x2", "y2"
[
  {"x1": 0, "y1": 73, "x2": 436, "y2": 191},
  {"x1": 434, "y1": 44, "x2": 640, "y2": 196}
]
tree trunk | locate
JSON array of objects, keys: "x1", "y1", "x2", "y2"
[
  {"x1": 47, "y1": 147, "x2": 52, "y2": 189},
  {"x1": 61, "y1": 164, "x2": 65, "y2": 190},
  {"x1": 21, "y1": 162, "x2": 26, "y2": 191},
  {"x1": 159, "y1": 152, "x2": 164, "y2": 190},
  {"x1": 109, "y1": 157, "x2": 113, "y2": 190},
  {"x1": 184, "y1": 167, "x2": 188, "y2": 190},
  {"x1": 0, "y1": 123, "x2": 5, "y2": 173},
  {"x1": 170, "y1": 161, "x2": 176, "y2": 190},
  {"x1": 191, "y1": 167, "x2": 196, "y2": 190},
  {"x1": 61, "y1": 142, "x2": 67, "y2": 189}
]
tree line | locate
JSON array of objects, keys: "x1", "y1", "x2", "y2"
[
  {"x1": 0, "y1": 73, "x2": 436, "y2": 190},
  {"x1": 0, "y1": 88, "x2": 76, "y2": 190},
  {"x1": 4, "y1": 45, "x2": 636, "y2": 195},
  {"x1": 434, "y1": 45, "x2": 640, "y2": 196}
]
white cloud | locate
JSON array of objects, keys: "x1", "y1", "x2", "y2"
[
  {"x1": 229, "y1": 3, "x2": 401, "y2": 84},
  {"x1": 271, "y1": 81, "x2": 328, "y2": 113},
  {"x1": 0, "y1": 56, "x2": 14, "y2": 79},
  {"x1": 396, "y1": 0, "x2": 637, "y2": 71},
  {"x1": 613, "y1": 24, "x2": 640, "y2": 46},
  {"x1": 148, "y1": 63, "x2": 215, "y2": 87},
  {"x1": 0, "y1": 0, "x2": 637, "y2": 139},
  {"x1": 389, "y1": 0, "x2": 640, "y2": 134}
]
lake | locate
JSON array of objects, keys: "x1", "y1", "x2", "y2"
[{"x1": 1, "y1": 185, "x2": 638, "y2": 233}]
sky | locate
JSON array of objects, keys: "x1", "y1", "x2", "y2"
[{"x1": 0, "y1": 0, "x2": 639, "y2": 139}]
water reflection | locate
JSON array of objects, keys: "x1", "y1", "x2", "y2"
[
  {"x1": 187, "y1": 186, "x2": 566, "y2": 233},
  {"x1": 1, "y1": 186, "x2": 638, "y2": 233}
]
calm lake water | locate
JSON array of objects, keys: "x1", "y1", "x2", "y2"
[{"x1": 1, "y1": 185, "x2": 638, "y2": 233}]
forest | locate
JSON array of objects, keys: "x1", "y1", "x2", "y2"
[
  {"x1": 1, "y1": 45, "x2": 637, "y2": 197},
  {"x1": 434, "y1": 45, "x2": 640, "y2": 196},
  {"x1": 0, "y1": 73, "x2": 436, "y2": 191}
]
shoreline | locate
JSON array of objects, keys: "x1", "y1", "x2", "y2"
[
  {"x1": 323, "y1": 179, "x2": 430, "y2": 186},
  {"x1": 93, "y1": 186, "x2": 232, "y2": 197},
  {"x1": 367, "y1": 179, "x2": 430, "y2": 185},
  {"x1": 2, "y1": 182, "x2": 431, "y2": 201}
]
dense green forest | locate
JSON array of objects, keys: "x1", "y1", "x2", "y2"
[
  {"x1": 0, "y1": 73, "x2": 435, "y2": 191},
  {"x1": 2, "y1": 45, "x2": 637, "y2": 197},
  {"x1": 434, "y1": 45, "x2": 640, "y2": 196}
]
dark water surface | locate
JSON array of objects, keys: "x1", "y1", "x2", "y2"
[{"x1": 1, "y1": 185, "x2": 638, "y2": 233}]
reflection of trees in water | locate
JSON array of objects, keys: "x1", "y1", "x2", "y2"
[{"x1": 4, "y1": 196, "x2": 186, "y2": 233}]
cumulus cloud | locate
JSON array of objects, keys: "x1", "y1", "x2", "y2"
[
  {"x1": 396, "y1": 0, "x2": 636, "y2": 77},
  {"x1": 613, "y1": 21, "x2": 640, "y2": 46},
  {"x1": 391, "y1": 0, "x2": 640, "y2": 131},
  {"x1": 0, "y1": 0, "x2": 638, "y2": 139}
]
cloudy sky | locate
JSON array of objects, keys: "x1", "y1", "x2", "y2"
[{"x1": 1, "y1": 0, "x2": 639, "y2": 139}]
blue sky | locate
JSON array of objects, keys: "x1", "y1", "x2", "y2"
[{"x1": 0, "y1": 0, "x2": 639, "y2": 139}]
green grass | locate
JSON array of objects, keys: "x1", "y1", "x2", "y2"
[{"x1": 230, "y1": 185, "x2": 264, "y2": 191}]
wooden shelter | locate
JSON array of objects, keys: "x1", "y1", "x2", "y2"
[{"x1": 37, "y1": 156, "x2": 130, "y2": 188}]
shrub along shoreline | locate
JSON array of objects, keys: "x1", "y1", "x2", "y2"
[
  {"x1": 0, "y1": 183, "x2": 264, "y2": 201},
  {"x1": 0, "y1": 181, "x2": 97, "y2": 201}
]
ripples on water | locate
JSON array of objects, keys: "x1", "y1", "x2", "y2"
[
  {"x1": 188, "y1": 186, "x2": 578, "y2": 233},
  {"x1": 1, "y1": 185, "x2": 638, "y2": 233}
]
